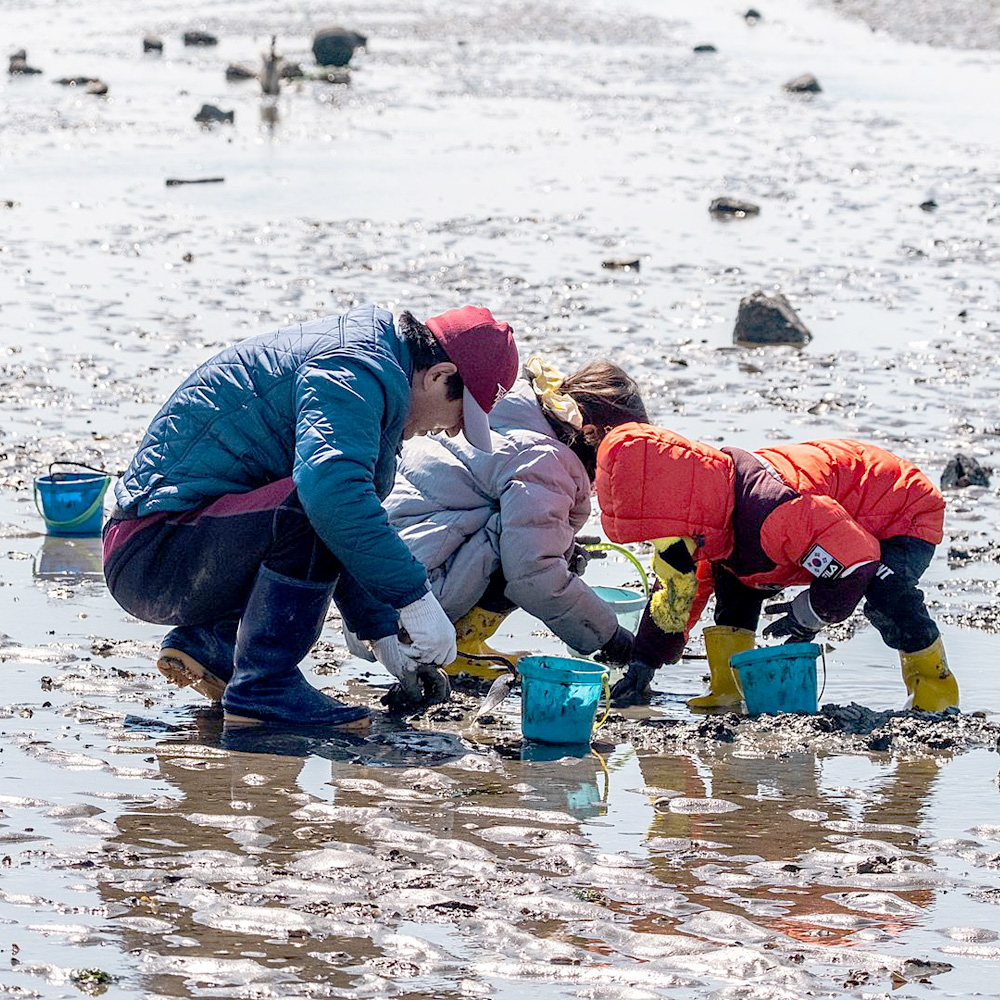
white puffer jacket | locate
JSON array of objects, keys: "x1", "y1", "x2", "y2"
[{"x1": 385, "y1": 381, "x2": 619, "y2": 653}]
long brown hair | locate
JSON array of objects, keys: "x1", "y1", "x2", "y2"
[{"x1": 536, "y1": 359, "x2": 647, "y2": 478}]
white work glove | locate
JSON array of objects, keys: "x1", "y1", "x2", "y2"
[
  {"x1": 397, "y1": 591, "x2": 457, "y2": 666},
  {"x1": 343, "y1": 625, "x2": 375, "y2": 661},
  {"x1": 372, "y1": 636, "x2": 421, "y2": 699}
]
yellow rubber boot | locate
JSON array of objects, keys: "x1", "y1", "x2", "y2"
[
  {"x1": 900, "y1": 637, "x2": 959, "y2": 712},
  {"x1": 448, "y1": 606, "x2": 525, "y2": 678},
  {"x1": 688, "y1": 625, "x2": 755, "y2": 712}
]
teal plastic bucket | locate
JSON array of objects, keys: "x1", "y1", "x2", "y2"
[
  {"x1": 565, "y1": 585, "x2": 647, "y2": 659},
  {"x1": 519, "y1": 654, "x2": 609, "y2": 745},
  {"x1": 592, "y1": 585, "x2": 646, "y2": 632},
  {"x1": 731, "y1": 643, "x2": 820, "y2": 715},
  {"x1": 33, "y1": 468, "x2": 110, "y2": 537}
]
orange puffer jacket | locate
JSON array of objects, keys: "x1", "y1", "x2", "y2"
[{"x1": 597, "y1": 424, "x2": 944, "y2": 631}]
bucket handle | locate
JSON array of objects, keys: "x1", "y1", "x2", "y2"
[
  {"x1": 582, "y1": 541, "x2": 650, "y2": 597},
  {"x1": 591, "y1": 670, "x2": 611, "y2": 736},
  {"x1": 33, "y1": 475, "x2": 111, "y2": 530},
  {"x1": 46, "y1": 459, "x2": 115, "y2": 481},
  {"x1": 460, "y1": 651, "x2": 519, "y2": 675},
  {"x1": 817, "y1": 645, "x2": 827, "y2": 704}
]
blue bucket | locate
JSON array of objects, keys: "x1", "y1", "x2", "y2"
[
  {"x1": 520, "y1": 654, "x2": 610, "y2": 745},
  {"x1": 592, "y1": 585, "x2": 646, "y2": 632},
  {"x1": 33, "y1": 466, "x2": 110, "y2": 537},
  {"x1": 565, "y1": 585, "x2": 647, "y2": 659},
  {"x1": 730, "y1": 643, "x2": 820, "y2": 715}
]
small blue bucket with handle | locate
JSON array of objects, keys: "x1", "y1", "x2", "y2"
[
  {"x1": 730, "y1": 642, "x2": 821, "y2": 715},
  {"x1": 565, "y1": 585, "x2": 647, "y2": 659},
  {"x1": 520, "y1": 654, "x2": 610, "y2": 745},
  {"x1": 33, "y1": 462, "x2": 111, "y2": 537},
  {"x1": 592, "y1": 585, "x2": 646, "y2": 633}
]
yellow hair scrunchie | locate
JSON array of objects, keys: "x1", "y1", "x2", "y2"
[{"x1": 525, "y1": 356, "x2": 584, "y2": 430}]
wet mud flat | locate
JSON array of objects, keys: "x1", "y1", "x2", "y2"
[{"x1": 2, "y1": 0, "x2": 1000, "y2": 996}]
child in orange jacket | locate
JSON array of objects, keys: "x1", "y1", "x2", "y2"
[{"x1": 595, "y1": 424, "x2": 957, "y2": 712}]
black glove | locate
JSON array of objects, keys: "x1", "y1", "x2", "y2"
[
  {"x1": 382, "y1": 664, "x2": 452, "y2": 716},
  {"x1": 567, "y1": 536, "x2": 605, "y2": 577},
  {"x1": 762, "y1": 592, "x2": 823, "y2": 642},
  {"x1": 609, "y1": 659, "x2": 657, "y2": 707},
  {"x1": 593, "y1": 625, "x2": 634, "y2": 667}
]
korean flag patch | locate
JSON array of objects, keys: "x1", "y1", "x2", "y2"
[{"x1": 803, "y1": 544, "x2": 843, "y2": 579}]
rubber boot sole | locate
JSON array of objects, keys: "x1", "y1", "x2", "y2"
[
  {"x1": 223, "y1": 710, "x2": 372, "y2": 732},
  {"x1": 157, "y1": 648, "x2": 228, "y2": 703},
  {"x1": 687, "y1": 691, "x2": 743, "y2": 713}
]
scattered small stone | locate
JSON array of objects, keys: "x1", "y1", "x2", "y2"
[
  {"x1": 601, "y1": 258, "x2": 641, "y2": 271},
  {"x1": 54, "y1": 76, "x2": 101, "y2": 87},
  {"x1": 164, "y1": 175, "x2": 225, "y2": 186},
  {"x1": 744, "y1": 8, "x2": 762, "y2": 23},
  {"x1": 733, "y1": 289, "x2": 812, "y2": 346},
  {"x1": 784, "y1": 73, "x2": 822, "y2": 93},
  {"x1": 183, "y1": 30, "x2": 218, "y2": 47},
  {"x1": 693, "y1": 44, "x2": 718, "y2": 53},
  {"x1": 85, "y1": 80, "x2": 108, "y2": 96},
  {"x1": 709, "y1": 196, "x2": 760, "y2": 218},
  {"x1": 920, "y1": 198, "x2": 938, "y2": 211},
  {"x1": 312, "y1": 25, "x2": 367, "y2": 67},
  {"x1": 225, "y1": 63, "x2": 256, "y2": 81},
  {"x1": 280, "y1": 61, "x2": 305, "y2": 80},
  {"x1": 194, "y1": 104, "x2": 234, "y2": 124},
  {"x1": 260, "y1": 36, "x2": 281, "y2": 96},
  {"x1": 318, "y1": 68, "x2": 351, "y2": 85},
  {"x1": 143, "y1": 35, "x2": 163, "y2": 53},
  {"x1": 9, "y1": 50, "x2": 43, "y2": 75},
  {"x1": 1, "y1": 200, "x2": 16, "y2": 209},
  {"x1": 941, "y1": 454, "x2": 990, "y2": 489}
]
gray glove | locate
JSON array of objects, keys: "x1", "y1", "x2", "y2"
[{"x1": 762, "y1": 590, "x2": 825, "y2": 642}]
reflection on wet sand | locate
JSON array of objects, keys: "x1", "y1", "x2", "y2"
[
  {"x1": 73, "y1": 709, "x2": 965, "y2": 997},
  {"x1": 639, "y1": 751, "x2": 942, "y2": 947}
]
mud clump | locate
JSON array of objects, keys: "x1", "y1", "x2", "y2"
[{"x1": 602, "y1": 702, "x2": 1000, "y2": 756}]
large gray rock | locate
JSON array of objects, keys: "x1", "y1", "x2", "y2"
[
  {"x1": 733, "y1": 290, "x2": 811, "y2": 346},
  {"x1": 784, "y1": 73, "x2": 821, "y2": 93},
  {"x1": 312, "y1": 26, "x2": 367, "y2": 67},
  {"x1": 941, "y1": 454, "x2": 990, "y2": 489}
]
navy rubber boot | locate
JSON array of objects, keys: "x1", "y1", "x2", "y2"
[
  {"x1": 222, "y1": 565, "x2": 370, "y2": 730},
  {"x1": 158, "y1": 618, "x2": 239, "y2": 702}
]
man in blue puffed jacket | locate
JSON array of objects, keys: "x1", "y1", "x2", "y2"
[{"x1": 103, "y1": 304, "x2": 519, "y2": 729}]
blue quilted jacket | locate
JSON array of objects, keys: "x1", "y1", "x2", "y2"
[{"x1": 114, "y1": 305, "x2": 428, "y2": 617}]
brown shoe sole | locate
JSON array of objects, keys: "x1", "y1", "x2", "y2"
[
  {"x1": 223, "y1": 710, "x2": 372, "y2": 732},
  {"x1": 157, "y1": 648, "x2": 228, "y2": 703}
]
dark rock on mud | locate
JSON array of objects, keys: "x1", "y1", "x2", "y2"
[
  {"x1": 225, "y1": 64, "x2": 256, "y2": 81},
  {"x1": 920, "y1": 198, "x2": 938, "y2": 211},
  {"x1": 194, "y1": 103, "x2": 234, "y2": 124},
  {"x1": 9, "y1": 50, "x2": 42, "y2": 75},
  {"x1": 280, "y1": 61, "x2": 305, "y2": 80},
  {"x1": 710, "y1": 196, "x2": 760, "y2": 218},
  {"x1": 745, "y1": 9, "x2": 763, "y2": 23},
  {"x1": 183, "y1": 30, "x2": 218, "y2": 47},
  {"x1": 54, "y1": 76, "x2": 101, "y2": 87},
  {"x1": 693, "y1": 44, "x2": 718, "y2": 53},
  {"x1": 602, "y1": 702, "x2": 1000, "y2": 756},
  {"x1": 733, "y1": 289, "x2": 812, "y2": 345},
  {"x1": 941, "y1": 453, "x2": 990, "y2": 489},
  {"x1": 784, "y1": 73, "x2": 822, "y2": 93},
  {"x1": 602, "y1": 258, "x2": 641, "y2": 271},
  {"x1": 143, "y1": 35, "x2": 163, "y2": 53},
  {"x1": 312, "y1": 26, "x2": 367, "y2": 67}
]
